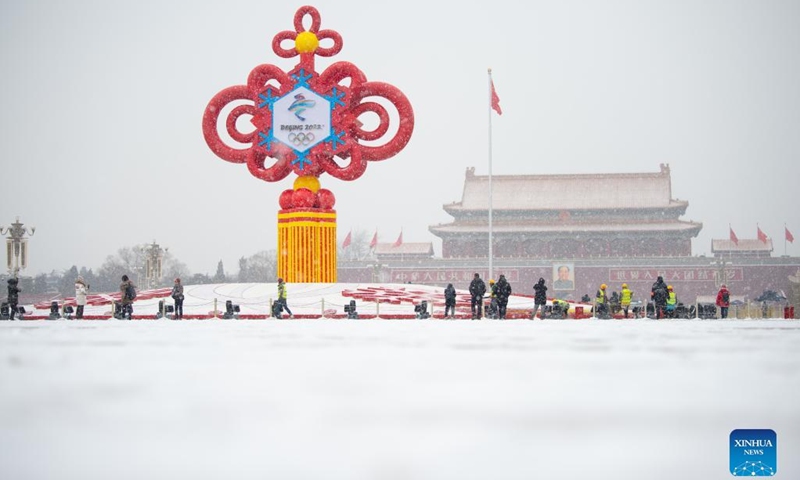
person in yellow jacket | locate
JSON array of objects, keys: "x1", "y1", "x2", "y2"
[
  {"x1": 620, "y1": 283, "x2": 633, "y2": 318},
  {"x1": 275, "y1": 278, "x2": 294, "y2": 318},
  {"x1": 552, "y1": 298, "x2": 570, "y2": 319},
  {"x1": 595, "y1": 284, "x2": 608, "y2": 318},
  {"x1": 487, "y1": 279, "x2": 498, "y2": 319},
  {"x1": 665, "y1": 285, "x2": 677, "y2": 318}
]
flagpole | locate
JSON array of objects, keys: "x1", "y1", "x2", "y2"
[
  {"x1": 785, "y1": 223, "x2": 788, "y2": 256},
  {"x1": 488, "y1": 68, "x2": 494, "y2": 281}
]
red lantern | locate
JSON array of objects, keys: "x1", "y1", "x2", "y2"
[
  {"x1": 317, "y1": 188, "x2": 335, "y2": 210},
  {"x1": 278, "y1": 189, "x2": 295, "y2": 209},
  {"x1": 292, "y1": 188, "x2": 316, "y2": 208}
]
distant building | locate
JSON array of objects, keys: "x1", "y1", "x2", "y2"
[
  {"x1": 711, "y1": 239, "x2": 773, "y2": 258},
  {"x1": 374, "y1": 242, "x2": 434, "y2": 261},
  {"x1": 429, "y1": 164, "x2": 702, "y2": 259},
  {"x1": 339, "y1": 165, "x2": 798, "y2": 309}
]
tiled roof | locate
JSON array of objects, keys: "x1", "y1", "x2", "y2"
[
  {"x1": 375, "y1": 242, "x2": 434, "y2": 256},
  {"x1": 430, "y1": 221, "x2": 702, "y2": 235},
  {"x1": 449, "y1": 164, "x2": 679, "y2": 211},
  {"x1": 711, "y1": 239, "x2": 773, "y2": 252}
]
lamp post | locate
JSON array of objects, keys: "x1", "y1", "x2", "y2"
[
  {"x1": 712, "y1": 258, "x2": 729, "y2": 288},
  {"x1": 1, "y1": 217, "x2": 35, "y2": 279},
  {"x1": 368, "y1": 263, "x2": 388, "y2": 283},
  {"x1": 142, "y1": 241, "x2": 166, "y2": 290}
]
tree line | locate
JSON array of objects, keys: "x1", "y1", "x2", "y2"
[
  {"x1": 3, "y1": 244, "x2": 279, "y2": 298},
  {"x1": 6, "y1": 230, "x2": 375, "y2": 298}
]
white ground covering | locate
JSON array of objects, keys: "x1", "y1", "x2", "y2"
[{"x1": 1, "y1": 317, "x2": 798, "y2": 480}]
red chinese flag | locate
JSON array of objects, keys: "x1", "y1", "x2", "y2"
[
  {"x1": 491, "y1": 79, "x2": 502, "y2": 115},
  {"x1": 369, "y1": 231, "x2": 377, "y2": 249},
  {"x1": 757, "y1": 226, "x2": 768, "y2": 244},
  {"x1": 393, "y1": 231, "x2": 403, "y2": 247},
  {"x1": 729, "y1": 227, "x2": 739, "y2": 245},
  {"x1": 787, "y1": 227, "x2": 795, "y2": 243},
  {"x1": 342, "y1": 230, "x2": 352, "y2": 249}
]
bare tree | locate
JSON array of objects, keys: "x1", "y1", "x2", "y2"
[
  {"x1": 237, "y1": 250, "x2": 277, "y2": 282},
  {"x1": 96, "y1": 244, "x2": 189, "y2": 292},
  {"x1": 338, "y1": 229, "x2": 372, "y2": 261},
  {"x1": 161, "y1": 250, "x2": 190, "y2": 287}
]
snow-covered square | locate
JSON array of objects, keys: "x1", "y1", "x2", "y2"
[{"x1": 2, "y1": 314, "x2": 798, "y2": 480}]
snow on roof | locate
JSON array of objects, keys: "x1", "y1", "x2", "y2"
[
  {"x1": 711, "y1": 239, "x2": 773, "y2": 252},
  {"x1": 430, "y1": 221, "x2": 702, "y2": 234},
  {"x1": 374, "y1": 242, "x2": 434, "y2": 256},
  {"x1": 450, "y1": 164, "x2": 677, "y2": 211}
]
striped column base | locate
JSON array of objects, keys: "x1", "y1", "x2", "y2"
[{"x1": 277, "y1": 209, "x2": 337, "y2": 283}]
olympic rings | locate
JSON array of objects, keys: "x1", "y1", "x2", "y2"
[{"x1": 288, "y1": 132, "x2": 315, "y2": 146}]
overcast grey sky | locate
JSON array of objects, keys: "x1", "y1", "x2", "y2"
[{"x1": 1, "y1": 0, "x2": 799, "y2": 277}]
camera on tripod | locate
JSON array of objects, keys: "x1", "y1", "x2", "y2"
[
  {"x1": 343, "y1": 300, "x2": 358, "y2": 319},
  {"x1": 48, "y1": 301, "x2": 61, "y2": 320},
  {"x1": 414, "y1": 301, "x2": 430, "y2": 319},
  {"x1": 156, "y1": 300, "x2": 175, "y2": 319},
  {"x1": 223, "y1": 300, "x2": 240, "y2": 319}
]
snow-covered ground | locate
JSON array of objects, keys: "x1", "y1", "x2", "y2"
[{"x1": 1, "y1": 288, "x2": 799, "y2": 480}]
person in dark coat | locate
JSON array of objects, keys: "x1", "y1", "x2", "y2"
[
  {"x1": 494, "y1": 274, "x2": 512, "y2": 319},
  {"x1": 651, "y1": 276, "x2": 668, "y2": 319},
  {"x1": 119, "y1": 275, "x2": 135, "y2": 320},
  {"x1": 7, "y1": 278, "x2": 21, "y2": 320},
  {"x1": 171, "y1": 278, "x2": 184, "y2": 319},
  {"x1": 444, "y1": 283, "x2": 457, "y2": 318},
  {"x1": 531, "y1": 278, "x2": 547, "y2": 320},
  {"x1": 468, "y1": 273, "x2": 486, "y2": 319}
]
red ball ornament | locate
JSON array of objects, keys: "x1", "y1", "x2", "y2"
[
  {"x1": 278, "y1": 189, "x2": 294, "y2": 209},
  {"x1": 317, "y1": 188, "x2": 336, "y2": 210},
  {"x1": 293, "y1": 188, "x2": 316, "y2": 208}
]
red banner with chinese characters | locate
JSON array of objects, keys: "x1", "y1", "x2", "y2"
[
  {"x1": 608, "y1": 268, "x2": 743, "y2": 283},
  {"x1": 391, "y1": 269, "x2": 520, "y2": 284}
]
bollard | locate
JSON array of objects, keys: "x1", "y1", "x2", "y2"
[{"x1": 213, "y1": 298, "x2": 218, "y2": 319}]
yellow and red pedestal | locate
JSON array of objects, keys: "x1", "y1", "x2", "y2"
[
  {"x1": 277, "y1": 208, "x2": 337, "y2": 283},
  {"x1": 276, "y1": 176, "x2": 338, "y2": 283}
]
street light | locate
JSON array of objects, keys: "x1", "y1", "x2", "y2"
[
  {"x1": 712, "y1": 258, "x2": 729, "y2": 288},
  {"x1": 1, "y1": 217, "x2": 35, "y2": 278},
  {"x1": 367, "y1": 263, "x2": 388, "y2": 283},
  {"x1": 142, "y1": 241, "x2": 166, "y2": 290}
]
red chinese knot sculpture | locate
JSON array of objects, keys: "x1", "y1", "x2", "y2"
[{"x1": 202, "y1": 5, "x2": 414, "y2": 193}]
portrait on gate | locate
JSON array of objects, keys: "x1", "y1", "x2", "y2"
[{"x1": 553, "y1": 264, "x2": 575, "y2": 290}]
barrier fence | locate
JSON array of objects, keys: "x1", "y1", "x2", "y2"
[{"x1": 5, "y1": 297, "x2": 797, "y2": 321}]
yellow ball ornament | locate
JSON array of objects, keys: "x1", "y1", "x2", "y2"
[
  {"x1": 293, "y1": 175, "x2": 320, "y2": 193},
  {"x1": 295, "y1": 32, "x2": 319, "y2": 54}
]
